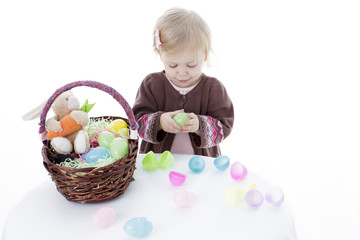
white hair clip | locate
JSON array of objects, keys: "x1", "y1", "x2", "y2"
[{"x1": 155, "y1": 29, "x2": 162, "y2": 50}]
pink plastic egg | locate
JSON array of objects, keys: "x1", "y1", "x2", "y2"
[
  {"x1": 230, "y1": 162, "x2": 248, "y2": 180},
  {"x1": 169, "y1": 171, "x2": 186, "y2": 186},
  {"x1": 173, "y1": 189, "x2": 198, "y2": 208},
  {"x1": 92, "y1": 206, "x2": 116, "y2": 229}
]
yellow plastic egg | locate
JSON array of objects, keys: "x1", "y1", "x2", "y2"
[
  {"x1": 107, "y1": 119, "x2": 127, "y2": 132},
  {"x1": 224, "y1": 188, "x2": 243, "y2": 206},
  {"x1": 118, "y1": 128, "x2": 129, "y2": 138},
  {"x1": 244, "y1": 183, "x2": 257, "y2": 194}
]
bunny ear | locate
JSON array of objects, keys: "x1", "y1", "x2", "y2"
[{"x1": 22, "y1": 100, "x2": 47, "y2": 121}]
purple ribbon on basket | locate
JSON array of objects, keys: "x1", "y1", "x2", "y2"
[{"x1": 39, "y1": 80, "x2": 138, "y2": 134}]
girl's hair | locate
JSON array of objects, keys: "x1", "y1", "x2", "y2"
[{"x1": 153, "y1": 8, "x2": 211, "y2": 60}]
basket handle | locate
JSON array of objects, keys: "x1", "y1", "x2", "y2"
[{"x1": 39, "y1": 80, "x2": 138, "y2": 134}]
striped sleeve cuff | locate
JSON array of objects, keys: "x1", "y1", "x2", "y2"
[{"x1": 197, "y1": 115, "x2": 224, "y2": 148}]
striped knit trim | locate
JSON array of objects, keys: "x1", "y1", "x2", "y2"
[
  {"x1": 199, "y1": 115, "x2": 224, "y2": 148},
  {"x1": 137, "y1": 112, "x2": 160, "y2": 142}
]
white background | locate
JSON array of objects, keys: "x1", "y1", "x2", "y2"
[{"x1": 0, "y1": 0, "x2": 359, "y2": 239}]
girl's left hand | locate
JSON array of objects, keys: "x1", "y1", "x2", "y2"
[{"x1": 181, "y1": 113, "x2": 200, "y2": 135}]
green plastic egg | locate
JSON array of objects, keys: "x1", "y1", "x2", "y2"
[
  {"x1": 142, "y1": 151, "x2": 158, "y2": 170},
  {"x1": 173, "y1": 112, "x2": 191, "y2": 127},
  {"x1": 109, "y1": 137, "x2": 129, "y2": 159},
  {"x1": 98, "y1": 132, "x2": 116, "y2": 148},
  {"x1": 158, "y1": 151, "x2": 174, "y2": 169}
]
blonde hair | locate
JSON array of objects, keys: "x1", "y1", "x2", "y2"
[{"x1": 153, "y1": 8, "x2": 211, "y2": 60}]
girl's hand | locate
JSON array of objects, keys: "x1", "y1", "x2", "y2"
[
  {"x1": 181, "y1": 112, "x2": 200, "y2": 135},
  {"x1": 160, "y1": 109, "x2": 184, "y2": 133}
]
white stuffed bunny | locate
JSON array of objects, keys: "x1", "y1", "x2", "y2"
[{"x1": 23, "y1": 91, "x2": 90, "y2": 155}]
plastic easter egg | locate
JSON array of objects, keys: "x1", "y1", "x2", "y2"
[
  {"x1": 245, "y1": 189, "x2": 264, "y2": 208},
  {"x1": 123, "y1": 217, "x2": 153, "y2": 238},
  {"x1": 188, "y1": 156, "x2": 205, "y2": 173},
  {"x1": 118, "y1": 128, "x2": 129, "y2": 138},
  {"x1": 169, "y1": 171, "x2": 186, "y2": 186},
  {"x1": 224, "y1": 188, "x2": 243, "y2": 206},
  {"x1": 173, "y1": 189, "x2": 198, "y2": 208},
  {"x1": 109, "y1": 138, "x2": 129, "y2": 159},
  {"x1": 92, "y1": 206, "x2": 116, "y2": 229},
  {"x1": 107, "y1": 119, "x2": 127, "y2": 132},
  {"x1": 173, "y1": 112, "x2": 191, "y2": 127},
  {"x1": 244, "y1": 182, "x2": 257, "y2": 194},
  {"x1": 98, "y1": 131, "x2": 116, "y2": 148},
  {"x1": 158, "y1": 151, "x2": 174, "y2": 169},
  {"x1": 265, "y1": 187, "x2": 284, "y2": 207},
  {"x1": 86, "y1": 147, "x2": 110, "y2": 163},
  {"x1": 213, "y1": 155, "x2": 230, "y2": 171},
  {"x1": 230, "y1": 162, "x2": 248, "y2": 180},
  {"x1": 142, "y1": 151, "x2": 158, "y2": 170}
]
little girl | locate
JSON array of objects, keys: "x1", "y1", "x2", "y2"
[{"x1": 132, "y1": 7, "x2": 234, "y2": 157}]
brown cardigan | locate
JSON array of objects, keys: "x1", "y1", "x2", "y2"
[{"x1": 132, "y1": 71, "x2": 234, "y2": 157}]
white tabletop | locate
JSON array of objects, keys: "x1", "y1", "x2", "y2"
[{"x1": 3, "y1": 154, "x2": 296, "y2": 240}]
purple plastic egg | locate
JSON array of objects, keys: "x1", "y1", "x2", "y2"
[
  {"x1": 245, "y1": 189, "x2": 264, "y2": 208},
  {"x1": 169, "y1": 171, "x2": 186, "y2": 186},
  {"x1": 265, "y1": 187, "x2": 284, "y2": 207},
  {"x1": 81, "y1": 152, "x2": 88, "y2": 159},
  {"x1": 230, "y1": 162, "x2": 248, "y2": 180},
  {"x1": 92, "y1": 206, "x2": 116, "y2": 229}
]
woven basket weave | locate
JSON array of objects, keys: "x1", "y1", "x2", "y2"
[{"x1": 39, "y1": 81, "x2": 138, "y2": 203}]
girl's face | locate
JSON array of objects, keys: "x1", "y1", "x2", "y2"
[{"x1": 161, "y1": 48, "x2": 205, "y2": 88}]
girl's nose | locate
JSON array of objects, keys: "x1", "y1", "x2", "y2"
[{"x1": 177, "y1": 66, "x2": 188, "y2": 76}]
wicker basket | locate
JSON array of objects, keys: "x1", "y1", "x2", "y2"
[{"x1": 39, "y1": 81, "x2": 138, "y2": 203}]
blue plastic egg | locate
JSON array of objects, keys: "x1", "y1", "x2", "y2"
[
  {"x1": 123, "y1": 217, "x2": 153, "y2": 238},
  {"x1": 85, "y1": 147, "x2": 110, "y2": 163},
  {"x1": 213, "y1": 155, "x2": 230, "y2": 171},
  {"x1": 188, "y1": 156, "x2": 205, "y2": 173}
]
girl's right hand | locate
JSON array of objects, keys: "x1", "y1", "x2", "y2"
[{"x1": 159, "y1": 109, "x2": 184, "y2": 133}]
